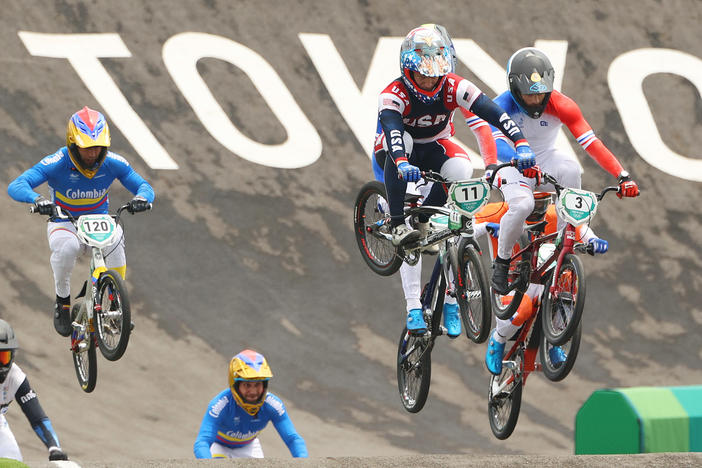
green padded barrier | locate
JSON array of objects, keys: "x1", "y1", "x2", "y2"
[
  {"x1": 670, "y1": 386, "x2": 702, "y2": 451},
  {"x1": 576, "y1": 385, "x2": 702, "y2": 454},
  {"x1": 619, "y1": 387, "x2": 688, "y2": 452},
  {"x1": 575, "y1": 389, "x2": 640, "y2": 454}
]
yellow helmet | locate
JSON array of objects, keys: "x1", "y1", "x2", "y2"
[
  {"x1": 228, "y1": 350, "x2": 272, "y2": 416},
  {"x1": 66, "y1": 106, "x2": 111, "y2": 178}
]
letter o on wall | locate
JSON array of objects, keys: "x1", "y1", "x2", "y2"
[
  {"x1": 609, "y1": 48, "x2": 702, "y2": 182},
  {"x1": 163, "y1": 32, "x2": 322, "y2": 169}
]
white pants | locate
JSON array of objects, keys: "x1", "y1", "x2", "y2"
[
  {"x1": 401, "y1": 157, "x2": 472, "y2": 313},
  {"x1": 0, "y1": 415, "x2": 22, "y2": 461},
  {"x1": 210, "y1": 438, "x2": 264, "y2": 458},
  {"x1": 495, "y1": 150, "x2": 581, "y2": 259},
  {"x1": 47, "y1": 221, "x2": 126, "y2": 298}
]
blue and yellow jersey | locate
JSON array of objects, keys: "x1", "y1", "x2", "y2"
[
  {"x1": 7, "y1": 146, "x2": 154, "y2": 217},
  {"x1": 194, "y1": 388, "x2": 307, "y2": 459}
]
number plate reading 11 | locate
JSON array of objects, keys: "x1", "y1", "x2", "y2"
[{"x1": 449, "y1": 180, "x2": 491, "y2": 216}]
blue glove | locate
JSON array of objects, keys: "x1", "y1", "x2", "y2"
[
  {"x1": 514, "y1": 144, "x2": 535, "y2": 171},
  {"x1": 397, "y1": 161, "x2": 421, "y2": 182},
  {"x1": 588, "y1": 237, "x2": 608, "y2": 254},
  {"x1": 486, "y1": 222, "x2": 500, "y2": 238}
]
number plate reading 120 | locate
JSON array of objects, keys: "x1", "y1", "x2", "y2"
[
  {"x1": 78, "y1": 214, "x2": 116, "y2": 244},
  {"x1": 449, "y1": 180, "x2": 491, "y2": 216}
]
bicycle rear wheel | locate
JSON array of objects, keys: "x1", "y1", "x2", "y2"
[
  {"x1": 95, "y1": 269, "x2": 131, "y2": 361},
  {"x1": 541, "y1": 253, "x2": 586, "y2": 346},
  {"x1": 454, "y1": 238, "x2": 490, "y2": 343},
  {"x1": 353, "y1": 181, "x2": 403, "y2": 276},
  {"x1": 71, "y1": 302, "x2": 97, "y2": 393},
  {"x1": 487, "y1": 347, "x2": 523, "y2": 440},
  {"x1": 540, "y1": 320, "x2": 582, "y2": 382},
  {"x1": 396, "y1": 327, "x2": 431, "y2": 413}
]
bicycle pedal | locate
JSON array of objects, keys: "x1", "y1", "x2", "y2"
[{"x1": 503, "y1": 360, "x2": 518, "y2": 370}]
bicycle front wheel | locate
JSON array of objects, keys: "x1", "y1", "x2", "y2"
[
  {"x1": 454, "y1": 239, "x2": 490, "y2": 343},
  {"x1": 541, "y1": 253, "x2": 586, "y2": 346},
  {"x1": 540, "y1": 320, "x2": 582, "y2": 382},
  {"x1": 71, "y1": 302, "x2": 97, "y2": 393},
  {"x1": 353, "y1": 181, "x2": 403, "y2": 276},
  {"x1": 487, "y1": 359, "x2": 523, "y2": 440},
  {"x1": 95, "y1": 269, "x2": 131, "y2": 361},
  {"x1": 396, "y1": 327, "x2": 431, "y2": 413}
]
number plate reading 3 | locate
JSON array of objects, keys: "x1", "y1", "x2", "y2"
[
  {"x1": 557, "y1": 188, "x2": 598, "y2": 226},
  {"x1": 449, "y1": 180, "x2": 491, "y2": 216}
]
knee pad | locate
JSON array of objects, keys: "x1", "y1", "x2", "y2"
[{"x1": 440, "y1": 157, "x2": 473, "y2": 181}]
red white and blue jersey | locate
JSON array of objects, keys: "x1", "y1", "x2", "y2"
[
  {"x1": 194, "y1": 389, "x2": 307, "y2": 459},
  {"x1": 491, "y1": 90, "x2": 623, "y2": 178},
  {"x1": 8, "y1": 146, "x2": 154, "y2": 217},
  {"x1": 378, "y1": 73, "x2": 482, "y2": 143}
]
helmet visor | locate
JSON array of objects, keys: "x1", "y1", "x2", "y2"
[
  {"x1": 0, "y1": 350, "x2": 12, "y2": 366},
  {"x1": 414, "y1": 45, "x2": 450, "y2": 77}
]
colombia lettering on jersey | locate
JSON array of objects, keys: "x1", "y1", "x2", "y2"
[{"x1": 378, "y1": 73, "x2": 482, "y2": 142}]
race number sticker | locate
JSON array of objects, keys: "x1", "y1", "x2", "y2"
[
  {"x1": 77, "y1": 214, "x2": 116, "y2": 244},
  {"x1": 557, "y1": 188, "x2": 598, "y2": 226},
  {"x1": 449, "y1": 180, "x2": 491, "y2": 216}
]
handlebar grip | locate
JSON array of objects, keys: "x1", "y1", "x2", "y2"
[{"x1": 29, "y1": 205, "x2": 37, "y2": 214}]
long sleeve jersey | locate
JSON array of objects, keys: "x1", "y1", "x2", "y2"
[
  {"x1": 194, "y1": 389, "x2": 307, "y2": 459},
  {"x1": 8, "y1": 146, "x2": 154, "y2": 217}
]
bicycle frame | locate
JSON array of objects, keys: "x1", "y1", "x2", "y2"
[{"x1": 71, "y1": 243, "x2": 110, "y2": 353}]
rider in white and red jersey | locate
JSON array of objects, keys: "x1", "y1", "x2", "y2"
[
  {"x1": 485, "y1": 48, "x2": 640, "y2": 371},
  {"x1": 376, "y1": 25, "x2": 534, "y2": 335}
]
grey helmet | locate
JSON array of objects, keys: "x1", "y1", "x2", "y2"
[
  {"x1": 507, "y1": 48, "x2": 555, "y2": 118},
  {"x1": 0, "y1": 319, "x2": 17, "y2": 383}
]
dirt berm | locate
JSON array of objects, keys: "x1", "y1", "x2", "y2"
[{"x1": 0, "y1": 1, "x2": 701, "y2": 467}]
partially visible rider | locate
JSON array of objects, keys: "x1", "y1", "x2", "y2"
[
  {"x1": 376, "y1": 25, "x2": 532, "y2": 336},
  {"x1": 0, "y1": 319, "x2": 69, "y2": 462},
  {"x1": 487, "y1": 47, "x2": 639, "y2": 300},
  {"x1": 472, "y1": 199, "x2": 608, "y2": 374},
  {"x1": 7, "y1": 107, "x2": 155, "y2": 337},
  {"x1": 194, "y1": 350, "x2": 308, "y2": 459}
]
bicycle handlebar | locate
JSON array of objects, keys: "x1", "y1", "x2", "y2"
[{"x1": 29, "y1": 202, "x2": 152, "y2": 222}]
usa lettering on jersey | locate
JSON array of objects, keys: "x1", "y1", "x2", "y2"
[{"x1": 499, "y1": 113, "x2": 521, "y2": 137}]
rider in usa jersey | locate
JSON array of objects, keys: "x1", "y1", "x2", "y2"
[
  {"x1": 7, "y1": 107, "x2": 154, "y2": 337},
  {"x1": 194, "y1": 350, "x2": 307, "y2": 459},
  {"x1": 484, "y1": 48, "x2": 639, "y2": 373},
  {"x1": 376, "y1": 25, "x2": 534, "y2": 334}
]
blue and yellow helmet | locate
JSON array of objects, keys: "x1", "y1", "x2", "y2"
[
  {"x1": 228, "y1": 349, "x2": 273, "y2": 415},
  {"x1": 66, "y1": 106, "x2": 111, "y2": 178}
]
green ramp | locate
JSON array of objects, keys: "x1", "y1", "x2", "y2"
[{"x1": 575, "y1": 385, "x2": 702, "y2": 454}]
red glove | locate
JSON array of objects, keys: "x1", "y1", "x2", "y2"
[
  {"x1": 522, "y1": 165, "x2": 542, "y2": 185},
  {"x1": 617, "y1": 173, "x2": 639, "y2": 198}
]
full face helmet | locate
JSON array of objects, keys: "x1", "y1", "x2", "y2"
[
  {"x1": 66, "y1": 106, "x2": 111, "y2": 179},
  {"x1": 0, "y1": 320, "x2": 18, "y2": 384},
  {"x1": 507, "y1": 48, "x2": 555, "y2": 118},
  {"x1": 420, "y1": 23, "x2": 456, "y2": 73},
  {"x1": 526, "y1": 192, "x2": 553, "y2": 224},
  {"x1": 228, "y1": 349, "x2": 273, "y2": 416},
  {"x1": 400, "y1": 26, "x2": 452, "y2": 104}
]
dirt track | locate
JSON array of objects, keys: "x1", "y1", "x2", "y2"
[{"x1": 0, "y1": 0, "x2": 701, "y2": 466}]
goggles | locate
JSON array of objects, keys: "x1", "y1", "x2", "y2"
[{"x1": 0, "y1": 350, "x2": 13, "y2": 366}]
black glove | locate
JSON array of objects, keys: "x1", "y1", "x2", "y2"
[
  {"x1": 34, "y1": 195, "x2": 56, "y2": 216},
  {"x1": 128, "y1": 196, "x2": 150, "y2": 213},
  {"x1": 49, "y1": 447, "x2": 68, "y2": 461}
]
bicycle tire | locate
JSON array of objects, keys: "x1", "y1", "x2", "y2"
[
  {"x1": 95, "y1": 269, "x2": 131, "y2": 361},
  {"x1": 487, "y1": 355, "x2": 523, "y2": 440},
  {"x1": 71, "y1": 302, "x2": 97, "y2": 393},
  {"x1": 396, "y1": 327, "x2": 431, "y2": 413},
  {"x1": 541, "y1": 253, "x2": 586, "y2": 346},
  {"x1": 353, "y1": 181, "x2": 403, "y2": 276},
  {"x1": 540, "y1": 320, "x2": 582, "y2": 382},
  {"x1": 454, "y1": 238, "x2": 490, "y2": 343}
]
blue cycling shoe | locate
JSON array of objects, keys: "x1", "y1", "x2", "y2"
[
  {"x1": 406, "y1": 308, "x2": 427, "y2": 335},
  {"x1": 485, "y1": 330, "x2": 506, "y2": 375},
  {"x1": 443, "y1": 303, "x2": 461, "y2": 338},
  {"x1": 548, "y1": 345, "x2": 567, "y2": 367}
]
